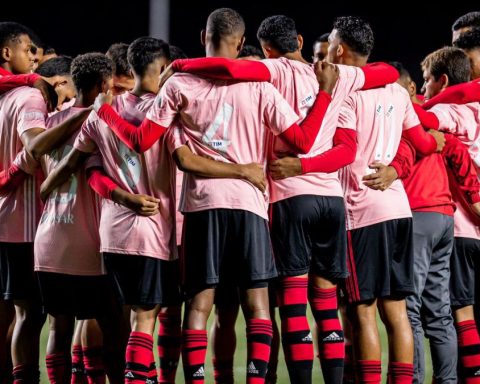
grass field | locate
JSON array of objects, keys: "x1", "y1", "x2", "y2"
[{"x1": 38, "y1": 308, "x2": 433, "y2": 383}]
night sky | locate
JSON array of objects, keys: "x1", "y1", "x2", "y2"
[{"x1": 4, "y1": 0, "x2": 480, "y2": 85}]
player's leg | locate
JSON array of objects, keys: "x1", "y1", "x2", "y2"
[
  {"x1": 46, "y1": 313, "x2": 75, "y2": 384},
  {"x1": 265, "y1": 285, "x2": 280, "y2": 384},
  {"x1": 81, "y1": 319, "x2": 105, "y2": 384},
  {"x1": 157, "y1": 305, "x2": 182, "y2": 384},
  {"x1": 0, "y1": 299, "x2": 14, "y2": 384},
  {"x1": 71, "y1": 321, "x2": 87, "y2": 384}
]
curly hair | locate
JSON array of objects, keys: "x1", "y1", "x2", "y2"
[
  {"x1": 332, "y1": 16, "x2": 374, "y2": 57},
  {"x1": 36, "y1": 56, "x2": 72, "y2": 77},
  {"x1": 257, "y1": 15, "x2": 298, "y2": 54},
  {"x1": 71, "y1": 52, "x2": 113, "y2": 91}
]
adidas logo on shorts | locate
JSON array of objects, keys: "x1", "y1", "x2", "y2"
[
  {"x1": 125, "y1": 371, "x2": 135, "y2": 378},
  {"x1": 302, "y1": 332, "x2": 313, "y2": 342},
  {"x1": 193, "y1": 366, "x2": 205, "y2": 377},
  {"x1": 323, "y1": 331, "x2": 343, "y2": 342},
  {"x1": 247, "y1": 361, "x2": 259, "y2": 375}
]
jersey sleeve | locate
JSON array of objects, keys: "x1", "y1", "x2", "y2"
[
  {"x1": 164, "y1": 126, "x2": 186, "y2": 155},
  {"x1": 17, "y1": 90, "x2": 47, "y2": 135},
  {"x1": 429, "y1": 104, "x2": 464, "y2": 135},
  {"x1": 337, "y1": 95, "x2": 358, "y2": 130},
  {"x1": 336, "y1": 64, "x2": 366, "y2": 95},
  {"x1": 73, "y1": 119, "x2": 98, "y2": 154},
  {"x1": 262, "y1": 84, "x2": 300, "y2": 136},
  {"x1": 403, "y1": 100, "x2": 421, "y2": 130},
  {"x1": 146, "y1": 78, "x2": 182, "y2": 128}
]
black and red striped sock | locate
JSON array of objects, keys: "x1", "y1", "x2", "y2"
[
  {"x1": 387, "y1": 362, "x2": 414, "y2": 384},
  {"x1": 46, "y1": 353, "x2": 71, "y2": 384},
  {"x1": 83, "y1": 347, "x2": 105, "y2": 384},
  {"x1": 213, "y1": 357, "x2": 234, "y2": 384},
  {"x1": 12, "y1": 364, "x2": 40, "y2": 384},
  {"x1": 246, "y1": 319, "x2": 272, "y2": 384},
  {"x1": 309, "y1": 286, "x2": 344, "y2": 384},
  {"x1": 71, "y1": 345, "x2": 87, "y2": 384},
  {"x1": 278, "y1": 277, "x2": 313, "y2": 384},
  {"x1": 457, "y1": 320, "x2": 480, "y2": 383},
  {"x1": 343, "y1": 342, "x2": 355, "y2": 384},
  {"x1": 182, "y1": 329, "x2": 207, "y2": 384},
  {"x1": 147, "y1": 352, "x2": 158, "y2": 384},
  {"x1": 125, "y1": 331, "x2": 154, "y2": 383},
  {"x1": 357, "y1": 360, "x2": 381, "y2": 384},
  {"x1": 157, "y1": 312, "x2": 181, "y2": 384}
]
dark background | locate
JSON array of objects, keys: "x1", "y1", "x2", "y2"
[{"x1": 3, "y1": 0, "x2": 480, "y2": 85}]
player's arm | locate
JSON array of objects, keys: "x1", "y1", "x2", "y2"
[
  {"x1": 360, "y1": 62, "x2": 399, "y2": 89},
  {"x1": 0, "y1": 164, "x2": 28, "y2": 196},
  {"x1": 21, "y1": 108, "x2": 92, "y2": 160},
  {"x1": 269, "y1": 128, "x2": 357, "y2": 179},
  {"x1": 173, "y1": 145, "x2": 267, "y2": 192}
]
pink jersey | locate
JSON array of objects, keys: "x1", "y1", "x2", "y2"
[
  {"x1": 35, "y1": 106, "x2": 104, "y2": 275},
  {"x1": 146, "y1": 73, "x2": 299, "y2": 220},
  {"x1": 262, "y1": 60, "x2": 365, "y2": 203},
  {"x1": 338, "y1": 83, "x2": 419, "y2": 230},
  {"x1": 430, "y1": 102, "x2": 480, "y2": 238},
  {"x1": 74, "y1": 92, "x2": 177, "y2": 260},
  {"x1": 0, "y1": 87, "x2": 45, "y2": 242}
]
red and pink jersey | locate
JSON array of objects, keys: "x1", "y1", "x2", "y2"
[
  {"x1": 74, "y1": 92, "x2": 177, "y2": 260},
  {"x1": 338, "y1": 83, "x2": 419, "y2": 230},
  {"x1": 146, "y1": 73, "x2": 299, "y2": 220},
  {"x1": 35, "y1": 106, "x2": 104, "y2": 275},
  {"x1": 430, "y1": 102, "x2": 480, "y2": 239},
  {"x1": 262, "y1": 59, "x2": 366, "y2": 203},
  {"x1": 0, "y1": 87, "x2": 45, "y2": 243}
]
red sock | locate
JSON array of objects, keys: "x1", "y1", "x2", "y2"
[
  {"x1": 157, "y1": 312, "x2": 181, "y2": 384},
  {"x1": 246, "y1": 319, "x2": 273, "y2": 384},
  {"x1": 357, "y1": 360, "x2": 381, "y2": 384},
  {"x1": 278, "y1": 277, "x2": 313, "y2": 383},
  {"x1": 387, "y1": 362, "x2": 414, "y2": 384},
  {"x1": 343, "y1": 342, "x2": 355, "y2": 384},
  {"x1": 309, "y1": 286, "x2": 344, "y2": 384},
  {"x1": 457, "y1": 320, "x2": 480, "y2": 383},
  {"x1": 125, "y1": 332, "x2": 154, "y2": 383},
  {"x1": 213, "y1": 358, "x2": 234, "y2": 384},
  {"x1": 71, "y1": 345, "x2": 87, "y2": 384},
  {"x1": 46, "y1": 353, "x2": 71, "y2": 383},
  {"x1": 83, "y1": 347, "x2": 105, "y2": 384},
  {"x1": 182, "y1": 330, "x2": 207, "y2": 384},
  {"x1": 12, "y1": 364, "x2": 40, "y2": 383},
  {"x1": 147, "y1": 350, "x2": 158, "y2": 384}
]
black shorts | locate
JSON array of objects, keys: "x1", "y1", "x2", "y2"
[
  {"x1": 450, "y1": 237, "x2": 480, "y2": 307},
  {"x1": 0, "y1": 242, "x2": 39, "y2": 301},
  {"x1": 345, "y1": 218, "x2": 414, "y2": 303},
  {"x1": 104, "y1": 253, "x2": 182, "y2": 307},
  {"x1": 182, "y1": 209, "x2": 276, "y2": 298},
  {"x1": 37, "y1": 272, "x2": 115, "y2": 319},
  {"x1": 270, "y1": 195, "x2": 348, "y2": 280}
]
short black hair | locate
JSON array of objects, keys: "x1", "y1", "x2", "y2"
[
  {"x1": 0, "y1": 22, "x2": 30, "y2": 49},
  {"x1": 389, "y1": 61, "x2": 411, "y2": 80},
  {"x1": 106, "y1": 43, "x2": 131, "y2": 77},
  {"x1": 332, "y1": 16, "x2": 374, "y2": 57},
  {"x1": 257, "y1": 15, "x2": 298, "y2": 54},
  {"x1": 36, "y1": 56, "x2": 72, "y2": 77},
  {"x1": 454, "y1": 27, "x2": 480, "y2": 50},
  {"x1": 422, "y1": 46, "x2": 471, "y2": 86},
  {"x1": 71, "y1": 53, "x2": 113, "y2": 92},
  {"x1": 315, "y1": 33, "x2": 330, "y2": 44},
  {"x1": 127, "y1": 37, "x2": 170, "y2": 76},
  {"x1": 169, "y1": 45, "x2": 188, "y2": 60},
  {"x1": 26, "y1": 28, "x2": 46, "y2": 50},
  {"x1": 44, "y1": 47, "x2": 56, "y2": 55},
  {"x1": 206, "y1": 8, "x2": 245, "y2": 42},
  {"x1": 239, "y1": 44, "x2": 264, "y2": 59},
  {"x1": 452, "y1": 12, "x2": 480, "y2": 31}
]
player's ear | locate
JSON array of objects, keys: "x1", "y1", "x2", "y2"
[
  {"x1": 200, "y1": 30, "x2": 206, "y2": 47},
  {"x1": 237, "y1": 36, "x2": 246, "y2": 53},
  {"x1": 1, "y1": 46, "x2": 11, "y2": 62},
  {"x1": 297, "y1": 34, "x2": 304, "y2": 51},
  {"x1": 439, "y1": 73, "x2": 449, "y2": 90},
  {"x1": 337, "y1": 43, "x2": 344, "y2": 58},
  {"x1": 408, "y1": 80, "x2": 417, "y2": 98}
]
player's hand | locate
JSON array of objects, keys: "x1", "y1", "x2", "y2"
[
  {"x1": 239, "y1": 163, "x2": 266, "y2": 192},
  {"x1": 119, "y1": 192, "x2": 160, "y2": 216},
  {"x1": 33, "y1": 78, "x2": 58, "y2": 113},
  {"x1": 362, "y1": 163, "x2": 398, "y2": 191},
  {"x1": 428, "y1": 129, "x2": 446, "y2": 152},
  {"x1": 269, "y1": 157, "x2": 302, "y2": 180},
  {"x1": 314, "y1": 61, "x2": 339, "y2": 95},
  {"x1": 159, "y1": 63, "x2": 174, "y2": 90},
  {"x1": 93, "y1": 91, "x2": 113, "y2": 112},
  {"x1": 470, "y1": 202, "x2": 480, "y2": 218}
]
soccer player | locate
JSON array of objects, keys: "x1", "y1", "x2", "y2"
[
  {"x1": 452, "y1": 11, "x2": 480, "y2": 43},
  {"x1": 454, "y1": 27, "x2": 480, "y2": 79},
  {"x1": 92, "y1": 8, "x2": 340, "y2": 383},
  {"x1": 106, "y1": 43, "x2": 135, "y2": 95},
  {"x1": 312, "y1": 33, "x2": 329, "y2": 63},
  {"x1": 389, "y1": 61, "x2": 424, "y2": 104},
  {"x1": 0, "y1": 22, "x2": 92, "y2": 383}
]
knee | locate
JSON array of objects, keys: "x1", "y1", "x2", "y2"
[{"x1": 214, "y1": 306, "x2": 239, "y2": 330}]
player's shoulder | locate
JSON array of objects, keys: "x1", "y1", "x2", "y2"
[
  {"x1": 46, "y1": 106, "x2": 87, "y2": 128},
  {"x1": 2, "y1": 85, "x2": 42, "y2": 103}
]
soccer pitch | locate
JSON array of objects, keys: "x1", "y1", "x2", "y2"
[{"x1": 39, "y1": 309, "x2": 433, "y2": 383}]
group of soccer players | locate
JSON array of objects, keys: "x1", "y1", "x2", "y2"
[{"x1": 1, "y1": 6, "x2": 480, "y2": 384}]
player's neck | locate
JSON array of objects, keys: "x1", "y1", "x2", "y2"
[
  {"x1": 206, "y1": 41, "x2": 238, "y2": 59},
  {"x1": 131, "y1": 75, "x2": 158, "y2": 97},
  {"x1": 341, "y1": 55, "x2": 368, "y2": 68},
  {"x1": 73, "y1": 90, "x2": 94, "y2": 108},
  {"x1": 282, "y1": 51, "x2": 308, "y2": 64},
  {"x1": 0, "y1": 63, "x2": 14, "y2": 74}
]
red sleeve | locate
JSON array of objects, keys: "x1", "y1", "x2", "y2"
[
  {"x1": 0, "y1": 164, "x2": 28, "y2": 196},
  {"x1": 361, "y1": 62, "x2": 399, "y2": 90},
  {"x1": 390, "y1": 139, "x2": 416, "y2": 179},
  {"x1": 97, "y1": 104, "x2": 167, "y2": 153},
  {"x1": 413, "y1": 103, "x2": 440, "y2": 130},
  {"x1": 279, "y1": 91, "x2": 332, "y2": 154},
  {"x1": 87, "y1": 168, "x2": 119, "y2": 200},
  {"x1": 172, "y1": 57, "x2": 271, "y2": 82},
  {"x1": 0, "y1": 73, "x2": 41, "y2": 94},
  {"x1": 442, "y1": 133, "x2": 480, "y2": 204},
  {"x1": 422, "y1": 80, "x2": 480, "y2": 110},
  {"x1": 300, "y1": 128, "x2": 357, "y2": 173},
  {"x1": 402, "y1": 125, "x2": 437, "y2": 156}
]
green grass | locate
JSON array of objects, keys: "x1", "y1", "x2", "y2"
[{"x1": 39, "y1": 308, "x2": 432, "y2": 383}]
